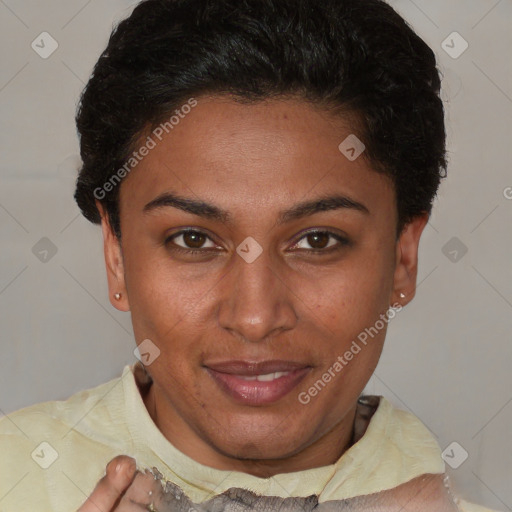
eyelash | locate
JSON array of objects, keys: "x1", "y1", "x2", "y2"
[{"x1": 165, "y1": 228, "x2": 350, "y2": 256}]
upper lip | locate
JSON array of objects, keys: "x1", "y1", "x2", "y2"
[{"x1": 205, "y1": 360, "x2": 310, "y2": 376}]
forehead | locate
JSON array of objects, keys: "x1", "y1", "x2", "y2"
[{"x1": 119, "y1": 95, "x2": 396, "y2": 223}]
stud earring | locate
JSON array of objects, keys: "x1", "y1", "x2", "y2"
[
  {"x1": 114, "y1": 293, "x2": 122, "y2": 300},
  {"x1": 399, "y1": 292, "x2": 406, "y2": 299}
]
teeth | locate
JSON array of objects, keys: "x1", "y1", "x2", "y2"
[{"x1": 239, "y1": 371, "x2": 290, "y2": 382}]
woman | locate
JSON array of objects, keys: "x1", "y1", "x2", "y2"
[{"x1": 0, "y1": 0, "x2": 500, "y2": 510}]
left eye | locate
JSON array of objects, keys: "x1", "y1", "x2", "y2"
[{"x1": 292, "y1": 231, "x2": 349, "y2": 251}]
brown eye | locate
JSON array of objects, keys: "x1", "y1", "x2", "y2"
[
  {"x1": 293, "y1": 230, "x2": 350, "y2": 252},
  {"x1": 306, "y1": 232, "x2": 330, "y2": 249},
  {"x1": 182, "y1": 231, "x2": 207, "y2": 248},
  {"x1": 166, "y1": 230, "x2": 217, "y2": 251}
]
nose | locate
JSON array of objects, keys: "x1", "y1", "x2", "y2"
[{"x1": 217, "y1": 246, "x2": 298, "y2": 343}]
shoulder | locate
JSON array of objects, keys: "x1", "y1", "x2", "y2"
[
  {"x1": 0, "y1": 366, "x2": 134, "y2": 511},
  {"x1": 374, "y1": 401, "x2": 502, "y2": 512},
  {"x1": 388, "y1": 474, "x2": 500, "y2": 512},
  {"x1": 362, "y1": 396, "x2": 446, "y2": 475},
  {"x1": 352, "y1": 474, "x2": 499, "y2": 512},
  {"x1": 381, "y1": 397, "x2": 443, "y2": 457},
  {"x1": 0, "y1": 366, "x2": 131, "y2": 437}
]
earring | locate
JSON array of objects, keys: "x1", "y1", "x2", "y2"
[
  {"x1": 114, "y1": 293, "x2": 122, "y2": 300},
  {"x1": 399, "y1": 292, "x2": 406, "y2": 299}
]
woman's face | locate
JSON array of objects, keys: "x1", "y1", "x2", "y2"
[{"x1": 99, "y1": 95, "x2": 427, "y2": 475}]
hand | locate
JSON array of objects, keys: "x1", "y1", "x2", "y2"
[{"x1": 77, "y1": 455, "x2": 140, "y2": 512}]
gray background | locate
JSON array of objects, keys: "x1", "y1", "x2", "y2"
[{"x1": 0, "y1": 0, "x2": 511, "y2": 510}]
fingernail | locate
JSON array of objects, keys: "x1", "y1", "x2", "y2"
[{"x1": 115, "y1": 463, "x2": 121, "y2": 473}]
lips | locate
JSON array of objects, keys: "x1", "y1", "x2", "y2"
[{"x1": 204, "y1": 360, "x2": 311, "y2": 405}]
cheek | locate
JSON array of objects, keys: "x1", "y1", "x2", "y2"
[
  {"x1": 312, "y1": 258, "x2": 392, "y2": 328},
  {"x1": 123, "y1": 259, "x2": 180, "y2": 341},
  {"x1": 123, "y1": 245, "x2": 198, "y2": 316},
  {"x1": 351, "y1": 239, "x2": 396, "y2": 312},
  {"x1": 302, "y1": 253, "x2": 394, "y2": 382},
  {"x1": 125, "y1": 264, "x2": 217, "y2": 369}
]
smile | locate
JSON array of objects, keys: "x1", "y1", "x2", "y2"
[{"x1": 204, "y1": 361, "x2": 311, "y2": 406}]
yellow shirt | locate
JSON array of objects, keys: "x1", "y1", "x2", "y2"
[{"x1": 0, "y1": 363, "x2": 498, "y2": 511}]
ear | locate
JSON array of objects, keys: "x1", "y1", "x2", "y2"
[
  {"x1": 391, "y1": 212, "x2": 429, "y2": 307},
  {"x1": 96, "y1": 201, "x2": 130, "y2": 312}
]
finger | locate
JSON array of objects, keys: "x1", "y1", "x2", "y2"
[
  {"x1": 78, "y1": 455, "x2": 137, "y2": 512},
  {"x1": 118, "y1": 469, "x2": 161, "y2": 507}
]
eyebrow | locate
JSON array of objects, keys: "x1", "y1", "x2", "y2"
[{"x1": 143, "y1": 191, "x2": 370, "y2": 225}]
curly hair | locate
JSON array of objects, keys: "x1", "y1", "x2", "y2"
[{"x1": 74, "y1": 0, "x2": 447, "y2": 239}]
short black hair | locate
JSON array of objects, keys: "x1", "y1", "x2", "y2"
[{"x1": 74, "y1": 0, "x2": 447, "y2": 240}]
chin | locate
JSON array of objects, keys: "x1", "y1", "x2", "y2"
[
  {"x1": 205, "y1": 415, "x2": 310, "y2": 461},
  {"x1": 219, "y1": 438, "x2": 297, "y2": 462}
]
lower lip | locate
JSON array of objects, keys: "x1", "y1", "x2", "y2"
[{"x1": 206, "y1": 368, "x2": 311, "y2": 406}]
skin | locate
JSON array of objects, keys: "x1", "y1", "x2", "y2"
[{"x1": 79, "y1": 95, "x2": 428, "y2": 511}]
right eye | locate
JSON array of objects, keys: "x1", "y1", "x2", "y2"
[{"x1": 165, "y1": 229, "x2": 219, "y2": 254}]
